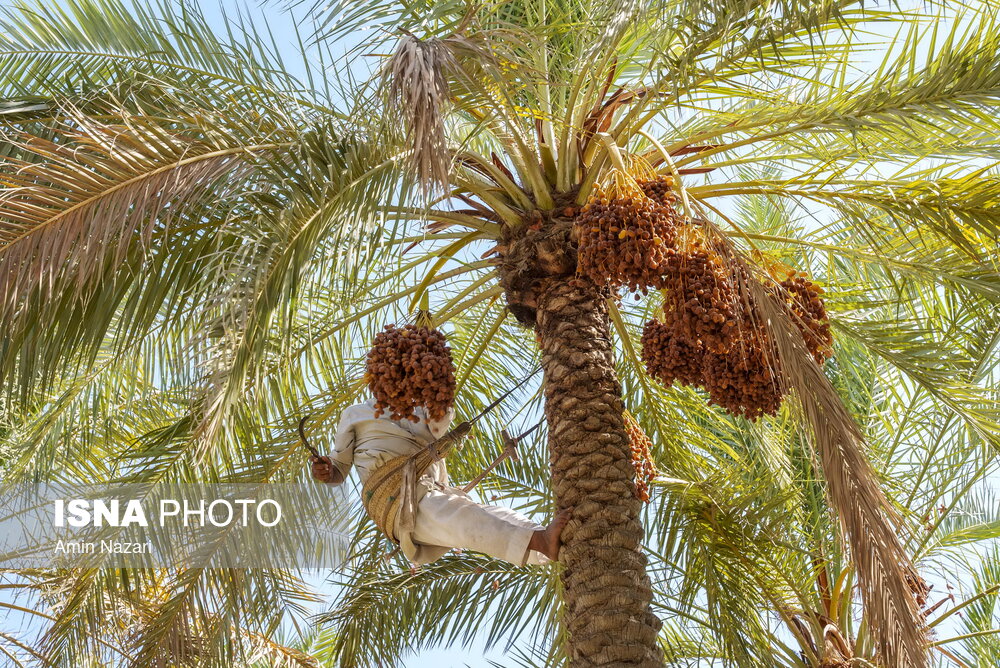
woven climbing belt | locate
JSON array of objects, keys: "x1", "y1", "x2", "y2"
[
  {"x1": 361, "y1": 421, "x2": 472, "y2": 542},
  {"x1": 362, "y1": 448, "x2": 434, "y2": 543}
]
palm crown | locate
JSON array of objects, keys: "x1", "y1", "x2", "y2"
[{"x1": 1, "y1": 0, "x2": 999, "y2": 666}]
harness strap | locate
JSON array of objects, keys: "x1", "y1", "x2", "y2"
[{"x1": 398, "y1": 458, "x2": 418, "y2": 533}]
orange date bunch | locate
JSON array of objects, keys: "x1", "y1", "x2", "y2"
[
  {"x1": 701, "y1": 332, "x2": 784, "y2": 421},
  {"x1": 658, "y1": 228, "x2": 741, "y2": 355},
  {"x1": 776, "y1": 272, "x2": 833, "y2": 364},
  {"x1": 643, "y1": 307, "x2": 785, "y2": 421},
  {"x1": 575, "y1": 175, "x2": 682, "y2": 293},
  {"x1": 641, "y1": 235, "x2": 832, "y2": 420},
  {"x1": 639, "y1": 175, "x2": 676, "y2": 206},
  {"x1": 641, "y1": 315, "x2": 704, "y2": 389},
  {"x1": 573, "y1": 167, "x2": 832, "y2": 421},
  {"x1": 624, "y1": 412, "x2": 657, "y2": 503},
  {"x1": 365, "y1": 323, "x2": 456, "y2": 422}
]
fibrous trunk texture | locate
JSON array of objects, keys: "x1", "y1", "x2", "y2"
[{"x1": 536, "y1": 277, "x2": 664, "y2": 667}]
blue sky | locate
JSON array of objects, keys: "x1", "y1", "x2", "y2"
[{"x1": 2, "y1": 0, "x2": 996, "y2": 666}]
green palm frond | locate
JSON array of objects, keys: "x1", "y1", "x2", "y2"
[
  {"x1": 319, "y1": 554, "x2": 560, "y2": 668},
  {"x1": 0, "y1": 109, "x2": 263, "y2": 313},
  {"x1": 3, "y1": 0, "x2": 1000, "y2": 665},
  {"x1": 0, "y1": 0, "x2": 331, "y2": 111}
]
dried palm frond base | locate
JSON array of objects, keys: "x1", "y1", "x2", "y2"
[
  {"x1": 365, "y1": 322, "x2": 456, "y2": 422},
  {"x1": 495, "y1": 193, "x2": 581, "y2": 327}
]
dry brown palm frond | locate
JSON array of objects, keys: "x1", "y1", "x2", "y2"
[
  {"x1": 731, "y1": 255, "x2": 928, "y2": 668},
  {"x1": 0, "y1": 109, "x2": 259, "y2": 323},
  {"x1": 491, "y1": 151, "x2": 515, "y2": 182},
  {"x1": 383, "y1": 34, "x2": 458, "y2": 195},
  {"x1": 383, "y1": 27, "x2": 516, "y2": 197}
]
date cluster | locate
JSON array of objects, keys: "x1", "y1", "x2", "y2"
[
  {"x1": 573, "y1": 176, "x2": 832, "y2": 421},
  {"x1": 365, "y1": 324, "x2": 456, "y2": 423}
]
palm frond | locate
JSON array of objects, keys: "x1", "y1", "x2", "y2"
[
  {"x1": 0, "y1": 110, "x2": 260, "y2": 312},
  {"x1": 747, "y1": 269, "x2": 928, "y2": 668}
]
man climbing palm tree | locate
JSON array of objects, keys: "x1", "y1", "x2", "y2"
[{"x1": 310, "y1": 398, "x2": 568, "y2": 565}]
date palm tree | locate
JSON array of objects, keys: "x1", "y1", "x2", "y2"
[{"x1": 1, "y1": 0, "x2": 999, "y2": 666}]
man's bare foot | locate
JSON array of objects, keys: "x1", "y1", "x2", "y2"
[{"x1": 528, "y1": 510, "x2": 570, "y2": 561}]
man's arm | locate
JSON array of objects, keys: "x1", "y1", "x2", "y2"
[{"x1": 311, "y1": 406, "x2": 357, "y2": 484}]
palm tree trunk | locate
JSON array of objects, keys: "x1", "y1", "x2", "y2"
[{"x1": 535, "y1": 277, "x2": 664, "y2": 667}]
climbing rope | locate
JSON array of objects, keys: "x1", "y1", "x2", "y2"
[{"x1": 459, "y1": 419, "x2": 543, "y2": 493}]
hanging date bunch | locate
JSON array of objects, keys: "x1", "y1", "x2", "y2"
[
  {"x1": 701, "y1": 330, "x2": 785, "y2": 421},
  {"x1": 640, "y1": 233, "x2": 790, "y2": 421},
  {"x1": 658, "y1": 226, "x2": 742, "y2": 355},
  {"x1": 775, "y1": 271, "x2": 833, "y2": 364},
  {"x1": 365, "y1": 313, "x2": 456, "y2": 423},
  {"x1": 641, "y1": 315, "x2": 705, "y2": 389},
  {"x1": 624, "y1": 411, "x2": 657, "y2": 503},
  {"x1": 644, "y1": 300, "x2": 786, "y2": 421},
  {"x1": 639, "y1": 174, "x2": 678, "y2": 206},
  {"x1": 575, "y1": 170, "x2": 682, "y2": 293}
]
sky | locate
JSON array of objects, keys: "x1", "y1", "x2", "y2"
[
  {"x1": 1, "y1": 0, "x2": 996, "y2": 666},
  {"x1": 184, "y1": 3, "x2": 994, "y2": 666}
]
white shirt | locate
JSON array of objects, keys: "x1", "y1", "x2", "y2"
[{"x1": 328, "y1": 399, "x2": 454, "y2": 483}]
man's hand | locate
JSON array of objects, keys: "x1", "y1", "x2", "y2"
[{"x1": 310, "y1": 456, "x2": 344, "y2": 484}]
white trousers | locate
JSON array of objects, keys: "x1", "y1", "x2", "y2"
[{"x1": 404, "y1": 483, "x2": 548, "y2": 567}]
